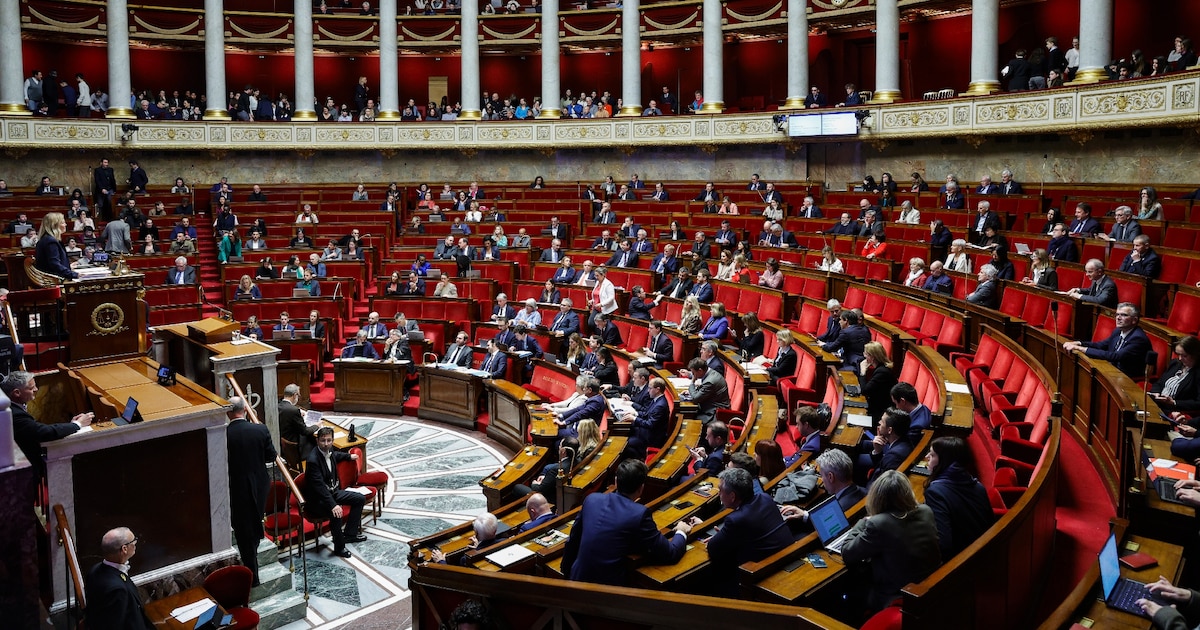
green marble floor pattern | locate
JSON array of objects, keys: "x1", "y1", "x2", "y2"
[{"x1": 275, "y1": 414, "x2": 508, "y2": 629}]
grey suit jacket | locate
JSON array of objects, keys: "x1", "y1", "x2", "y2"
[
  {"x1": 688, "y1": 369, "x2": 731, "y2": 424},
  {"x1": 1079, "y1": 274, "x2": 1118, "y2": 308},
  {"x1": 840, "y1": 504, "x2": 941, "y2": 613},
  {"x1": 102, "y1": 219, "x2": 131, "y2": 253},
  {"x1": 167, "y1": 266, "x2": 196, "y2": 284}
]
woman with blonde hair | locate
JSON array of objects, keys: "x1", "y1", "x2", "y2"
[
  {"x1": 34, "y1": 212, "x2": 78, "y2": 279},
  {"x1": 840, "y1": 470, "x2": 940, "y2": 614},
  {"x1": 235, "y1": 274, "x2": 261, "y2": 300},
  {"x1": 732, "y1": 253, "x2": 753, "y2": 284},
  {"x1": 903, "y1": 258, "x2": 928, "y2": 287},
  {"x1": 679, "y1": 295, "x2": 703, "y2": 334},
  {"x1": 717, "y1": 195, "x2": 739, "y2": 215},
  {"x1": 817, "y1": 245, "x2": 843, "y2": 273},
  {"x1": 564, "y1": 333, "x2": 586, "y2": 371},
  {"x1": 576, "y1": 418, "x2": 601, "y2": 458}
]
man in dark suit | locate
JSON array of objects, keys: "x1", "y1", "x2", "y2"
[
  {"x1": 694, "y1": 182, "x2": 720, "y2": 203},
  {"x1": 594, "y1": 313, "x2": 623, "y2": 347},
  {"x1": 126, "y1": 159, "x2": 148, "y2": 194},
  {"x1": 816, "y1": 300, "x2": 843, "y2": 343},
  {"x1": 692, "y1": 467, "x2": 792, "y2": 596},
  {"x1": 655, "y1": 267, "x2": 693, "y2": 302},
  {"x1": 3, "y1": 371, "x2": 92, "y2": 480},
  {"x1": 480, "y1": 338, "x2": 508, "y2": 379},
  {"x1": 1068, "y1": 202, "x2": 1101, "y2": 236},
  {"x1": 780, "y1": 449, "x2": 866, "y2": 535},
  {"x1": 556, "y1": 377, "x2": 605, "y2": 439},
  {"x1": 821, "y1": 310, "x2": 871, "y2": 369},
  {"x1": 803, "y1": 87, "x2": 826, "y2": 108},
  {"x1": 591, "y1": 229, "x2": 617, "y2": 251},
  {"x1": 685, "y1": 232, "x2": 712, "y2": 265},
  {"x1": 540, "y1": 239, "x2": 566, "y2": 263},
  {"x1": 651, "y1": 244, "x2": 680, "y2": 284},
  {"x1": 1066, "y1": 259, "x2": 1118, "y2": 308},
  {"x1": 441, "y1": 331, "x2": 475, "y2": 367},
  {"x1": 1003, "y1": 49, "x2": 1031, "y2": 91},
  {"x1": 865, "y1": 408, "x2": 913, "y2": 485},
  {"x1": 687, "y1": 358, "x2": 730, "y2": 425},
  {"x1": 748, "y1": 174, "x2": 766, "y2": 190},
  {"x1": 689, "y1": 421, "x2": 730, "y2": 477},
  {"x1": 606, "y1": 240, "x2": 639, "y2": 268},
  {"x1": 546, "y1": 216, "x2": 570, "y2": 242},
  {"x1": 165, "y1": 257, "x2": 197, "y2": 285},
  {"x1": 622, "y1": 377, "x2": 671, "y2": 461},
  {"x1": 93, "y1": 158, "x2": 117, "y2": 220},
  {"x1": 514, "y1": 493, "x2": 556, "y2": 534},
  {"x1": 825, "y1": 212, "x2": 858, "y2": 236},
  {"x1": 972, "y1": 200, "x2": 1001, "y2": 239},
  {"x1": 966, "y1": 264, "x2": 1002, "y2": 309},
  {"x1": 999, "y1": 169, "x2": 1024, "y2": 195},
  {"x1": 688, "y1": 269, "x2": 715, "y2": 303},
  {"x1": 1119, "y1": 235, "x2": 1161, "y2": 279},
  {"x1": 433, "y1": 235, "x2": 458, "y2": 260},
  {"x1": 713, "y1": 221, "x2": 739, "y2": 251},
  {"x1": 562, "y1": 458, "x2": 691, "y2": 586},
  {"x1": 595, "y1": 203, "x2": 618, "y2": 224},
  {"x1": 303, "y1": 427, "x2": 367, "y2": 558},
  {"x1": 975, "y1": 175, "x2": 1000, "y2": 195},
  {"x1": 548, "y1": 299, "x2": 581, "y2": 336},
  {"x1": 650, "y1": 183, "x2": 670, "y2": 201},
  {"x1": 641, "y1": 321, "x2": 674, "y2": 368},
  {"x1": 226, "y1": 396, "x2": 276, "y2": 585},
  {"x1": 491, "y1": 293, "x2": 518, "y2": 321},
  {"x1": 341, "y1": 330, "x2": 380, "y2": 359},
  {"x1": 84, "y1": 527, "x2": 155, "y2": 630},
  {"x1": 279, "y1": 383, "x2": 316, "y2": 463},
  {"x1": 922, "y1": 262, "x2": 954, "y2": 295},
  {"x1": 762, "y1": 183, "x2": 784, "y2": 205},
  {"x1": 1063, "y1": 303, "x2": 1151, "y2": 378},
  {"x1": 607, "y1": 366, "x2": 653, "y2": 413}
]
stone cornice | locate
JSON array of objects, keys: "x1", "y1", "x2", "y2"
[{"x1": 2, "y1": 74, "x2": 1196, "y2": 151}]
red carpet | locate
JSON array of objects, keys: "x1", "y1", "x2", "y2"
[{"x1": 1033, "y1": 428, "x2": 1116, "y2": 621}]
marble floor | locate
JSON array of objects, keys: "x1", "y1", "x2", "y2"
[{"x1": 275, "y1": 414, "x2": 511, "y2": 630}]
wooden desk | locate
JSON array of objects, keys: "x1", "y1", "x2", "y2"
[
  {"x1": 144, "y1": 586, "x2": 228, "y2": 630},
  {"x1": 418, "y1": 365, "x2": 485, "y2": 429},
  {"x1": 558, "y1": 435, "x2": 628, "y2": 513},
  {"x1": 1126, "y1": 430, "x2": 1196, "y2": 545},
  {"x1": 333, "y1": 359, "x2": 407, "y2": 414},
  {"x1": 1057, "y1": 534, "x2": 1184, "y2": 630},
  {"x1": 480, "y1": 445, "x2": 554, "y2": 511},
  {"x1": 487, "y1": 379, "x2": 539, "y2": 452},
  {"x1": 74, "y1": 358, "x2": 224, "y2": 424}
]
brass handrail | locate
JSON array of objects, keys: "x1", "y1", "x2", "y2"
[{"x1": 53, "y1": 504, "x2": 86, "y2": 613}]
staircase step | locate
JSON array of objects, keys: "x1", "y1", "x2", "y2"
[
  {"x1": 250, "y1": 561, "x2": 295, "y2": 600},
  {"x1": 250, "y1": 589, "x2": 308, "y2": 630}
]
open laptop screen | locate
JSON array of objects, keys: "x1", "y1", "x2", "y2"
[
  {"x1": 1099, "y1": 532, "x2": 1120, "y2": 600},
  {"x1": 809, "y1": 497, "x2": 851, "y2": 545}
]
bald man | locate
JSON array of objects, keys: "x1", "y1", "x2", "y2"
[
  {"x1": 516, "y1": 493, "x2": 556, "y2": 534},
  {"x1": 84, "y1": 527, "x2": 154, "y2": 630}
]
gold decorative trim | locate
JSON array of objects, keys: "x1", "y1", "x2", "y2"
[
  {"x1": 781, "y1": 97, "x2": 806, "y2": 110},
  {"x1": 203, "y1": 109, "x2": 231, "y2": 120},
  {"x1": 643, "y1": 11, "x2": 698, "y2": 31},
  {"x1": 401, "y1": 25, "x2": 457, "y2": 41},
  {"x1": 481, "y1": 23, "x2": 539, "y2": 39},
  {"x1": 0, "y1": 104, "x2": 31, "y2": 115},
  {"x1": 28, "y1": 7, "x2": 99, "y2": 30},
  {"x1": 375, "y1": 110, "x2": 401, "y2": 119},
  {"x1": 563, "y1": 17, "x2": 620, "y2": 37},
  {"x1": 726, "y1": 1, "x2": 782, "y2": 22},
  {"x1": 133, "y1": 14, "x2": 200, "y2": 36},
  {"x1": 229, "y1": 18, "x2": 292, "y2": 39},
  {"x1": 315, "y1": 24, "x2": 374, "y2": 42},
  {"x1": 292, "y1": 110, "x2": 318, "y2": 120},
  {"x1": 616, "y1": 105, "x2": 644, "y2": 117},
  {"x1": 538, "y1": 109, "x2": 563, "y2": 119}
]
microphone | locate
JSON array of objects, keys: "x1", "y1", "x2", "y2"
[
  {"x1": 348, "y1": 423, "x2": 357, "y2": 442},
  {"x1": 1050, "y1": 301, "x2": 1063, "y2": 416},
  {"x1": 332, "y1": 282, "x2": 342, "y2": 299}
]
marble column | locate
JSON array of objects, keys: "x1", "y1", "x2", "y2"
[
  {"x1": 964, "y1": 0, "x2": 1000, "y2": 95},
  {"x1": 617, "y1": 0, "x2": 642, "y2": 116},
  {"x1": 0, "y1": 0, "x2": 29, "y2": 115},
  {"x1": 458, "y1": 0, "x2": 482, "y2": 120},
  {"x1": 377, "y1": 0, "x2": 400, "y2": 119},
  {"x1": 106, "y1": 0, "x2": 135, "y2": 118},
  {"x1": 1073, "y1": 0, "x2": 1113, "y2": 83},
  {"x1": 699, "y1": 0, "x2": 724, "y2": 112},
  {"x1": 293, "y1": 0, "x2": 317, "y2": 119},
  {"x1": 202, "y1": 0, "x2": 229, "y2": 119},
  {"x1": 782, "y1": 0, "x2": 809, "y2": 109},
  {"x1": 538, "y1": 0, "x2": 562, "y2": 118},
  {"x1": 870, "y1": 0, "x2": 900, "y2": 103}
]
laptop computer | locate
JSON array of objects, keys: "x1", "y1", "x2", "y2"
[
  {"x1": 425, "y1": 269, "x2": 442, "y2": 280},
  {"x1": 808, "y1": 496, "x2": 854, "y2": 554},
  {"x1": 1099, "y1": 532, "x2": 1162, "y2": 616},
  {"x1": 271, "y1": 328, "x2": 294, "y2": 340},
  {"x1": 292, "y1": 288, "x2": 312, "y2": 298},
  {"x1": 407, "y1": 330, "x2": 426, "y2": 342},
  {"x1": 293, "y1": 329, "x2": 313, "y2": 339},
  {"x1": 1142, "y1": 450, "x2": 1186, "y2": 504},
  {"x1": 112, "y1": 397, "x2": 141, "y2": 426},
  {"x1": 427, "y1": 214, "x2": 444, "y2": 222},
  {"x1": 193, "y1": 604, "x2": 233, "y2": 630}
]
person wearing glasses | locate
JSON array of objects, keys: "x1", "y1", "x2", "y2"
[{"x1": 84, "y1": 527, "x2": 154, "y2": 629}]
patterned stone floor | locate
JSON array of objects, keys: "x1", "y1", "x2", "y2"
[{"x1": 275, "y1": 414, "x2": 510, "y2": 630}]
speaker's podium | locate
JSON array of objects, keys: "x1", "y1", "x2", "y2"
[{"x1": 59, "y1": 270, "x2": 148, "y2": 366}]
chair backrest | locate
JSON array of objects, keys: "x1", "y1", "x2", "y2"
[
  {"x1": 279, "y1": 437, "x2": 302, "y2": 475},
  {"x1": 204, "y1": 565, "x2": 253, "y2": 609}
]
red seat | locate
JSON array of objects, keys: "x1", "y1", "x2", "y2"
[{"x1": 203, "y1": 566, "x2": 261, "y2": 630}]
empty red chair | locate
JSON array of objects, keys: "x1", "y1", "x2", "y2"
[{"x1": 203, "y1": 566, "x2": 261, "y2": 630}]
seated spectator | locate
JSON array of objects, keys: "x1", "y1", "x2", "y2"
[
  {"x1": 903, "y1": 257, "x2": 928, "y2": 287},
  {"x1": 759, "y1": 258, "x2": 785, "y2": 289},
  {"x1": 399, "y1": 271, "x2": 426, "y2": 296},
  {"x1": 860, "y1": 342, "x2": 898, "y2": 423},
  {"x1": 922, "y1": 261, "x2": 954, "y2": 294},
  {"x1": 1119, "y1": 235, "x2": 1161, "y2": 279},
  {"x1": 322, "y1": 240, "x2": 343, "y2": 261},
  {"x1": 1153, "y1": 335, "x2": 1200, "y2": 414},
  {"x1": 1063, "y1": 302, "x2": 1150, "y2": 378},
  {"x1": 341, "y1": 330, "x2": 379, "y2": 359},
  {"x1": 861, "y1": 231, "x2": 888, "y2": 259},
  {"x1": 514, "y1": 299, "x2": 542, "y2": 327},
  {"x1": 922, "y1": 436, "x2": 996, "y2": 559},
  {"x1": 1065, "y1": 259, "x2": 1118, "y2": 308},
  {"x1": 243, "y1": 315, "x2": 264, "y2": 340},
  {"x1": 295, "y1": 269, "x2": 321, "y2": 296},
  {"x1": 1021, "y1": 248, "x2": 1058, "y2": 290},
  {"x1": 234, "y1": 274, "x2": 261, "y2": 300},
  {"x1": 1137, "y1": 186, "x2": 1163, "y2": 220},
  {"x1": 1100, "y1": 205, "x2": 1142, "y2": 243},
  {"x1": 965, "y1": 264, "x2": 1001, "y2": 309}
]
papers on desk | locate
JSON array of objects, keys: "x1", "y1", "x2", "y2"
[
  {"x1": 75, "y1": 267, "x2": 112, "y2": 280},
  {"x1": 634, "y1": 356, "x2": 656, "y2": 365},
  {"x1": 333, "y1": 431, "x2": 348, "y2": 440},
  {"x1": 945, "y1": 382, "x2": 971, "y2": 395},
  {"x1": 514, "y1": 351, "x2": 533, "y2": 358},
  {"x1": 73, "y1": 425, "x2": 94, "y2": 435},
  {"x1": 346, "y1": 486, "x2": 372, "y2": 495},
  {"x1": 463, "y1": 369, "x2": 491, "y2": 378},
  {"x1": 230, "y1": 336, "x2": 254, "y2": 345},
  {"x1": 846, "y1": 413, "x2": 874, "y2": 428},
  {"x1": 486, "y1": 543, "x2": 536, "y2": 567},
  {"x1": 668, "y1": 377, "x2": 693, "y2": 391},
  {"x1": 304, "y1": 410, "x2": 324, "y2": 426},
  {"x1": 608, "y1": 398, "x2": 635, "y2": 417},
  {"x1": 171, "y1": 598, "x2": 217, "y2": 623},
  {"x1": 742, "y1": 363, "x2": 769, "y2": 375},
  {"x1": 533, "y1": 529, "x2": 569, "y2": 547},
  {"x1": 340, "y1": 357, "x2": 374, "y2": 362}
]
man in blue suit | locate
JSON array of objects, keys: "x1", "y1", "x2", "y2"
[
  {"x1": 562, "y1": 458, "x2": 692, "y2": 586},
  {"x1": 891, "y1": 382, "x2": 932, "y2": 443},
  {"x1": 651, "y1": 244, "x2": 680, "y2": 284},
  {"x1": 1063, "y1": 302, "x2": 1151, "y2": 379},
  {"x1": 1068, "y1": 202, "x2": 1101, "y2": 236},
  {"x1": 816, "y1": 299, "x2": 843, "y2": 343},
  {"x1": 641, "y1": 321, "x2": 675, "y2": 368},
  {"x1": 480, "y1": 338, "x2": 508, "y2": 379},
  {"x1": 821, "y1": 310, "x2": 871, "y2": 369},
  {"x1": 691, "y1": 467, "x2": 792, "y2": 596},
  {"x1": 513, "y1": 493, "x2": 555, "y2": 535},
  {"x1": 688, "y1": 269, "x2": 715, "y2": 303},
  {"x1": 621, "y1": 377, "x2": 671, "y2": 460},
  {"x1": 556, "y1": 377, "x2": 605, "y2": 439},
  {"x1": 548, "y1": 299, "x2": 580, "y2": 337},
  {"x1": 551, "y1": 256, "x2": 577, "y2": 283}
]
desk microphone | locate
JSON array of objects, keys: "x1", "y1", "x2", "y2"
[
  {"x1": 348, "y1": 423, "x2": 357, "y2": 442},
  {"x1": 1142, "y1": 351, "x2": 1158, "y2": 424},
  {"x1": 1050, "y1": 301, "x2": 1062, "y2": 416}
]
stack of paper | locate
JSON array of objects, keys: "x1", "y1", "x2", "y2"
[{"x1": 171, "y1": 598, "x2": 217, "y2": 623}]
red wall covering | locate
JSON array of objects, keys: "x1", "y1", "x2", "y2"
[{"x1": 18, "y1": 0, "x2": 1200, "y2": 110}]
